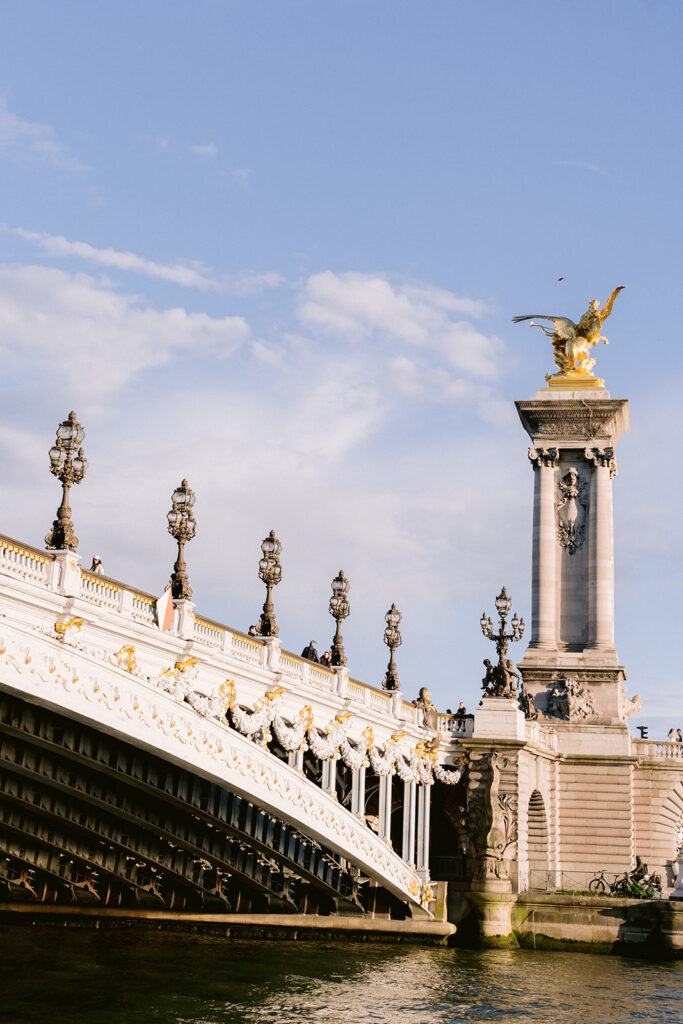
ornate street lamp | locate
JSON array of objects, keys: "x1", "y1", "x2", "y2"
[
  {"x1": 382, "y1": 603, "x2": 402, "y2": 691},
  {"x1": 329, "y1": 570, "x2": 350, "y2": 666},
  {"x1": 167, "y1": 479, "x2": 196, "y2": 600},
  {"x1": 45, "y1": 411, "x2": 87, "y2": 551},
  {"x1": 258, "y1": 530, "x2": 282, "y2": 636},
  {"x1": 480, "y1": 586, "x2": 525, "y2": 698}
]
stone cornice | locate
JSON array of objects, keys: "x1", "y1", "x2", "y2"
[
  {"x1": 515, "y1": 397, "x2": 630, "y2": 447},
  {"x1": 557, "y1": 754, "x2": 639, "y2": 766}
]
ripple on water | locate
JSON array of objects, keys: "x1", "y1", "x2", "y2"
[{"x1": 1, "y1": 929, "x2": 682, "y2": 1024}]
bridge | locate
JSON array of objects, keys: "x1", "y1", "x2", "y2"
[
  {"x1": 3, "y1": 379, "x2": 683, "y2": 949},
  {"x1": 0, "y1": 532, "x2": 465, "y2": 934}
]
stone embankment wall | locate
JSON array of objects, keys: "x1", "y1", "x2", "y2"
[{"x1": 452, "y1": 890, "x2": 683, "y2": 956}]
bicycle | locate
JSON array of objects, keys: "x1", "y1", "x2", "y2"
[
  {"x1": 588, "y1": 869, "x2": 619, "y2": 895},
  {"x1": 612, "y1": 873, "x2": 661, "y2": 899}
]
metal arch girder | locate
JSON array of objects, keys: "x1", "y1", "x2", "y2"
[
  {"x1": 0, "y1": 695, "x2": 363, "y2": 906},
  {"x1": 0, "y1": 816, "x2": 169, "y2": 905},
  {"x1": 0, "y1": 845, "x2": 88, "y2": 902},
  {"x1": 0, "y1": 736, "x2": 296, "y2": 909},
  {"x1": 0, "y1": 778, "x2": 231, "y2": 909},
  {"x1": 0, "y1": 727, "x2": 337, "y2": 905},
  {"x1": 0, "y1": 712, "x2": 357, "y2": 909}
]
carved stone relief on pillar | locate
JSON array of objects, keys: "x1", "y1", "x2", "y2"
[
  {"x1": 546, "y1": 677, "x2": 597, "y2": 722},
  {"x1": 618, "y1": 682, "x2": 642, "y2": 722},
  {"x1": 467, "y1": 752, "x2": 517, "y2": 881},
  {"x1": 555, "y1": 467, "x2": 588, "y2": 555}
]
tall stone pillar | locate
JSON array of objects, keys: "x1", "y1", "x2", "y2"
[
  {"x1": 416, "y1": 784, "x2": 431, "y2": 882},
  {"x1": 585, "y1": 447, "x2": 617, "y2": 651},
  {"x1": 378, "y1": 773, "x2": 392, "y2": 844},
  {"x1": 402, "y1": 780, "x2": 417, "y2": 866},
  {"x1": 516, "y1": 386, "x2": 630, "y2": 726},
  {"x1": 351, "y1": 765, "x2": 366, "y2": 819},
  {"x1": 321, "y1": 758, "x2": 336, "y2": 797},
  {"x1": 528, "y1": 448, "x2": 558, "y2": 649}
]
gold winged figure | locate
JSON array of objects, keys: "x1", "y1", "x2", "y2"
[{"x1": 512, "y1": 286, "x2": 625, "y2": 382}]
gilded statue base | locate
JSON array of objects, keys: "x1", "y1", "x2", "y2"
[{"x1": 545, "y1": 371, "x2": 605, "y2": 390}]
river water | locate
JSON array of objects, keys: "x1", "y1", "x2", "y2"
[{"x1": 1, "y1": 928, "x2": 682, "y2": 1024}]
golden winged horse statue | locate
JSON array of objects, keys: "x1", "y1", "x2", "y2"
[{"x1": 513, "y1": 286, "x2": 625, "y2": 381}]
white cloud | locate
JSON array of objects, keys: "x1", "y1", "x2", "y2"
[
  {"x1": 389, "y1": 355, "x2": 480, "y2": 402},
  {"x1": 225, "y1": 270, "x2": 285, "y2": 295},
  {"x1": 4, "y1": 226, "x2": 221, "y2": 291},
  {"x1": 0, "y1": 254, "x2": 526, "y2": 716},
  {"x1": 0, "y1": 98, "x2": 88, "y2": 172},
  {"x1": 0, "y1": 264, "x2": 249, "y2": 403},
  {"x1": 298, "y1": 271, "x2": 501, "y2": 378},
  {"x1": 189, "y1": 142, "x2": 218, "y2": 157},
  {"x1": 5, "y1": 226, "x2": 285, "y2": 296}
]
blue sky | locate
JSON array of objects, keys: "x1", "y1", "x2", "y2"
[{"x1": 0, "y1": 0, "x2": 681, "y2": 734}]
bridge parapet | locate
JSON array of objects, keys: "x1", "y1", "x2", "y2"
[
  {"x1": 0, "y1": 532, "x2": 424, "y2": 737},
  {"x1": 632, "y1": 739, "x2": 683, "y2": 762}
]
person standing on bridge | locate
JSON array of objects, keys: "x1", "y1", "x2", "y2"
[
  {"x1": 301, "y1": 641, "x2": 319, "y2": 662},
  {"x1": 90, "y1": 556, "x2": 104, "y2": 576}
]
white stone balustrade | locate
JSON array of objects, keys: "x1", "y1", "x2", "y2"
[
  {"x1": 0, "y1": 533, "x2": 429, "y2": 741},
  {"x1": 632, "y1": 739, "x2": 683, "y2": 761}
]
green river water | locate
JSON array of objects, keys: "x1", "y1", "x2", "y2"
[{"x1": 1, "y1": 927, "x2": 682, "y2": 1024}]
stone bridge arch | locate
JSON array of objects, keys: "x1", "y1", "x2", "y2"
[
  {"x1": 644, "y1": 776, "x2": 683, "y2": 886},
  {"x1": 0, "y1": 625, "x2": 425, "y2": 912}
]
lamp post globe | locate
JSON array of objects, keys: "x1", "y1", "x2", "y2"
[
  {"x1": 329, "y1": 570, "x2": 350, "y2": 666},
  {"x1": 258, "y1": 530, "x2": 282, "y2": 636},
  {"x1": 45, "y1": 411, "x2": 88, "y2": 552},
  {"x1": 480, "y1": 586, "x2": 526, "y2": 699},
  {"x1": 382, "y1": 602, "x2": 402, "y2": 691},
  {"x1": 166, "y1": 479, "x2": 196, "y2": 600}
]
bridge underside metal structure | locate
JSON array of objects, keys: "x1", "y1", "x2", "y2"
[{"x1": 0, "y1": 691, "x2": 410, "y2": 918}]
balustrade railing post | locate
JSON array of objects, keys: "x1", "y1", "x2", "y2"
[
  {"x1": 334, "y1": 666, "x2": 349, "y2": 698},
  {"x1": 119, "y1": 588, "x2": 133, "y2": 617},
  {"x1": 263, "y1": 636, "x2": 281, "y2": 672},
  {"x1": 390, "y1": 691, "x2": 402, "y2": 718},
  {"x1": 174, "y1": 599, "x2": 195, "y2": 640},
  {"x1": 52, "y1": 551, "x2": 82, "y2": 598}
]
